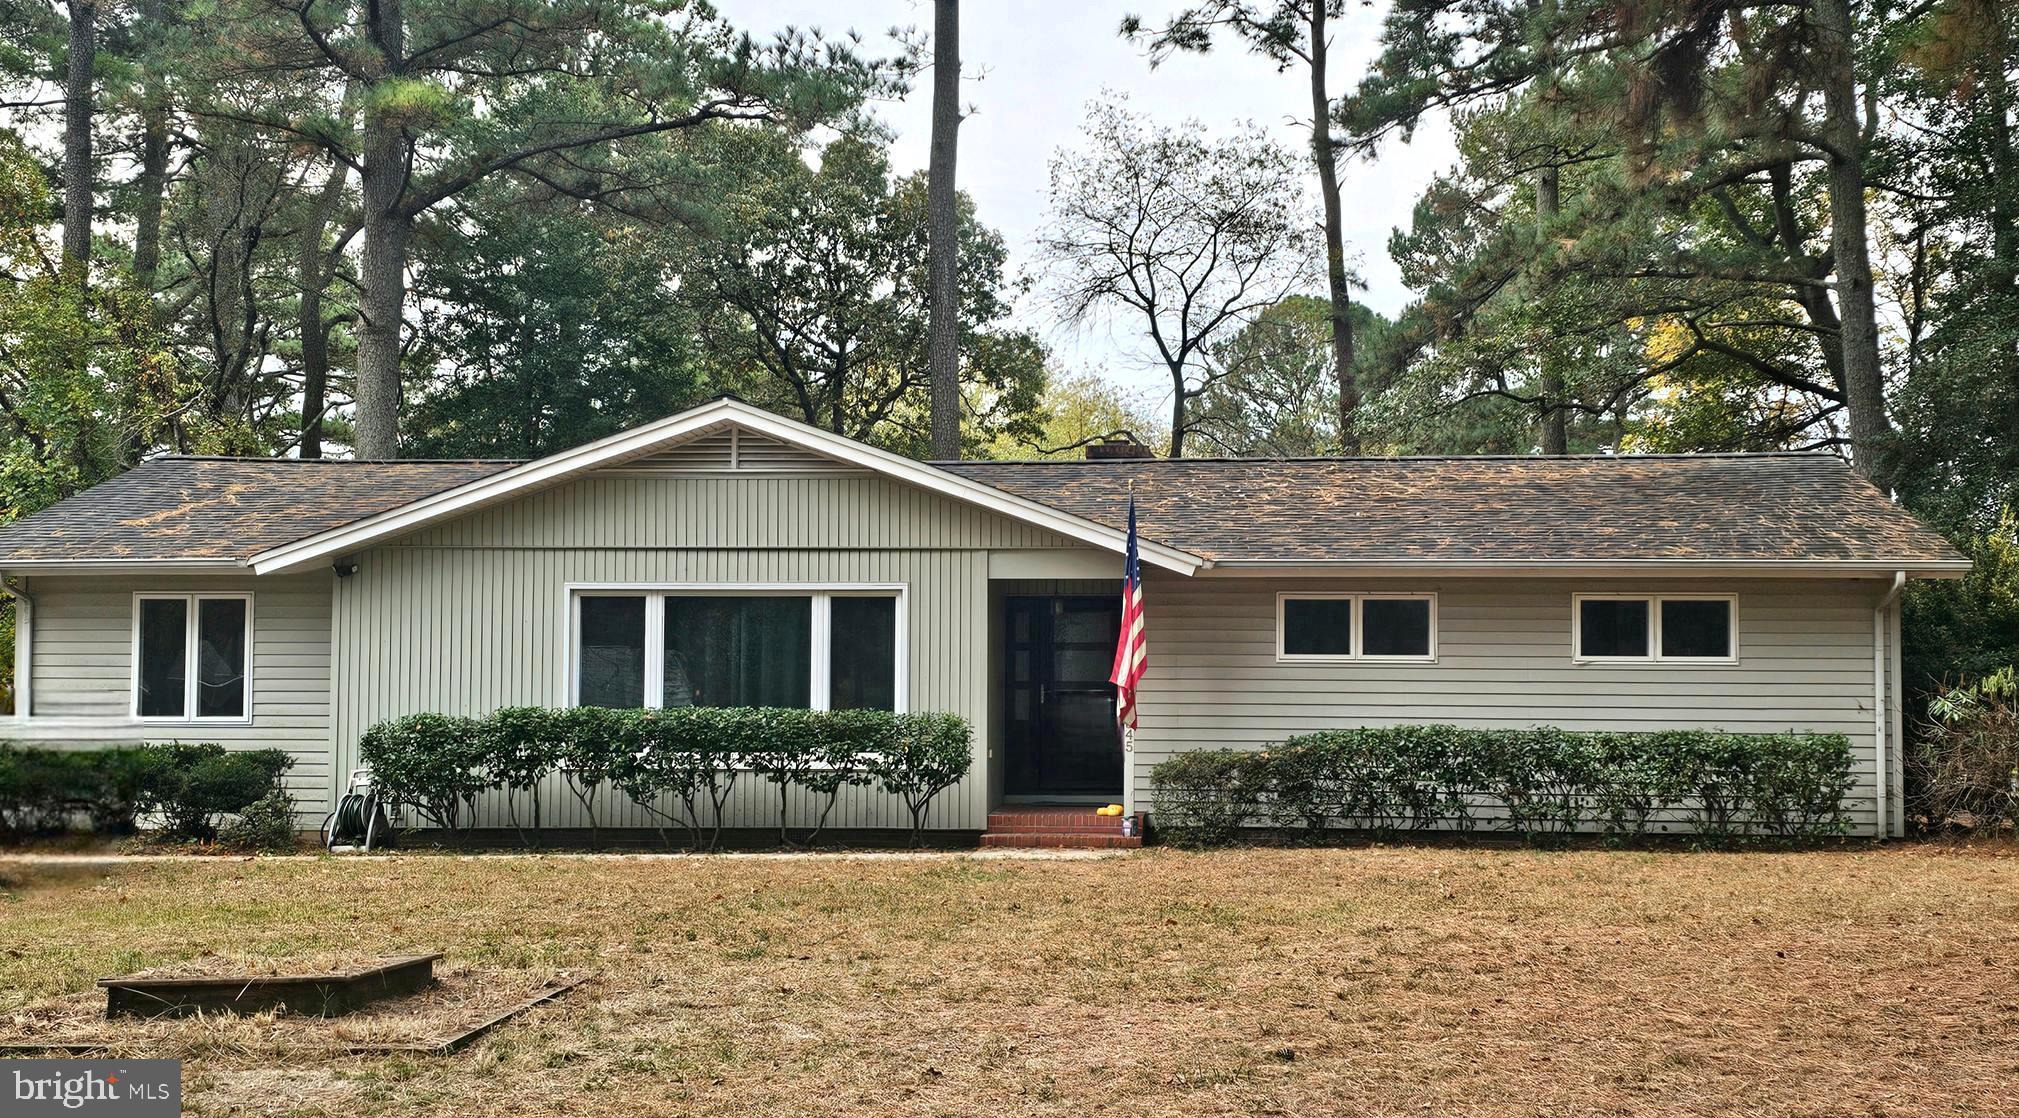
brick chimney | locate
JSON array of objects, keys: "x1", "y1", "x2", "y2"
[{"x1": 1084, "y1": 438, "x2": 1153, "y2": 461}]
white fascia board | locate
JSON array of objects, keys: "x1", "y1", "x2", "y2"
[
  {"x1": 1194, "y1": 559, "x2": 1972, "y2": 579},
  {"x1": 249, "y1": 399, "x2": 1205, "y2": 576},
  {"x1": 0, "y1": 559, "x2": 248, "y2": 575}
]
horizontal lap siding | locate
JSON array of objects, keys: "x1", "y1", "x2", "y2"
[
  {"x1": 334, "y1": 475, "x2": 1082, "y2": 832},
  {"x1": 1131, "y1": 575, "x2": 1890, "y2": 836},
  {"x1": 15, "y1": 573, "x2": 336, "y2": 813}
]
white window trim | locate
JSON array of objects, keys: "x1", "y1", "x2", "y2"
[
  {"x1": 561, "y1": 582, "x2": 908, "y2": 712},
  {"x1": 1571, "y1": 592, "x2": 1739, "y2": 664},
  {"x1": 130, "y1": 591, "x2": 255, "y2": 723},
  {"x1": 1275, "y1": 592, "x2": 1439, "y2": 663}
]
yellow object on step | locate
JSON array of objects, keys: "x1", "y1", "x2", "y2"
[{"x1": 1097, "y1": 804, "x2": 1124, "y2": 816}]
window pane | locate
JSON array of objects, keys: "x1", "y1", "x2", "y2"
[
  {"x1": 578, "y1": 596, "x2": 646, "y2": 708},
  {"x1": 1362, "y1": 598, "x2": 1432, "y2": 657},
  {"x1": 1579, "y1": 599, "x2": 1650, "y2": 658},
  {"x1": 196, "y1": 598, "x2": 247, "y2": 717},
  {"x1": 1661, "y1": 599, "x2": 1732, "y2": 659},
  {"x1": 665, "y1": 596, "x2": 811, "y2": 708},
  {"x1": 137, "y1": 598, "x2": 188, "y2": 717},
  {"x1": 1282, "y1": 598, "x2": 1353, "y2": 656},
  {"x1": 830, "y1": 596, "x2": 896, "y2": 711}
]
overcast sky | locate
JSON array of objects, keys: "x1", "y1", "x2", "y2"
[{"x1": 712, "y1": 1, "x2": 1456, "y2": 401}]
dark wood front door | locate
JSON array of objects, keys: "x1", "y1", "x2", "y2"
[{"x1": 1003, "y1": 595, "x2": 1123, "y2": 798}]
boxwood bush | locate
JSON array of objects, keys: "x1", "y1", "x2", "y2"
[
  {"x1": 359, "y1": 706, "x2": 973, "y2": 848},
  {"x1": 0, "y1": 742, "x2": 293, "y2": 844},
  {"x1": 1152, "y1": 725, "x2": 1856, "y2": 847}
]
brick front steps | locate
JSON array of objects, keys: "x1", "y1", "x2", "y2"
[{"x1": 981, "y1": 807, "x2": 1143, "y2": 849}]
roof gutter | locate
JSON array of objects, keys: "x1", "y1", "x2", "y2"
[
  {"x1": 1873, "y1": 570, "x2": 1907, "y2": 839},
  {"x1": 1192, "y1": 559, "x2": 1971, "y2": 578},
  {"x1": 3, "y1": 574, "x2": 31, "y2": 717},
  {"x1": 0, "y1": 559, "x2": 248, "y2": 574}
]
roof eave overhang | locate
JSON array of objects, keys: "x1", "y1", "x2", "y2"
[
  {"x1": 246, "y1": 399, "x2": 1206, "y2": 577},
  {"x1": 1192, "y1": 559, "x2": 1972, "y2": 579},
  {"x1": 0, "y1": 558, "x2": 249, "y2": 575}
]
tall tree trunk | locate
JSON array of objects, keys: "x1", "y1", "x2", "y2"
[
  {"x1": 1534, "y1": 0, "x2": 1567, "y2": 455},
  {"x1": 926, "y1": 0, "x2": 962, "y2": 460},
  {"x1": 1307, "y1": 1, "x2": 1358, "y2": 454},
  {"x1": 1811, "y1": 0, "x2": 1893, "y2": 485},
  {"x1": 61, "y1": 0, "x2": 95, "y2": 278},
  {"x1": 131, "y1": 0, "x2": 168, "y2": 292},
  {"x1": 1167, "y1": 370, "x2": 1186, "y2": 458},
  {"x1": 299, "y1": 162, "x2": 349, "y2": 459},
  {"x1": 1535, "y1": 160, "x2": 1566, "y2": 454},
  {"x1": 355, "y1": 0, "x2": 407, "y2": 459}
]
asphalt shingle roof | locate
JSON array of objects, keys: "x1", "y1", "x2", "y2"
[
  {"x1": 0, "y1": 457, "x2": 518, "y2": 563},
  {"x1": 0, "y1": 449, "x2": 1963, "y2": 568},
  {"x1": 941, "y1": 453, "x2": 1966, "y2": 566}
]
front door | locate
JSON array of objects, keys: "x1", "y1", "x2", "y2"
[{"x1": 1003, "y1": 595, "x2": 1123, "y2": 798}]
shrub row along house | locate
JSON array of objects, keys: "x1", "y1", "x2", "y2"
[{"x1": 0, "y1": 398, "x2": 1968, "y2": 842}]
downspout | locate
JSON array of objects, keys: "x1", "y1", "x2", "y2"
[
  {"x1": 1873, "y1": 571, "x2": 1906, "y2": 839},
  {"x1": 3, "y1": 574, "x2": 31, "y2": 719}
]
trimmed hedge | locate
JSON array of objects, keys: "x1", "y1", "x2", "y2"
[
  {"x1": 1151, "y1": 725, "x2": 1856, "y2": 847},
  {"x1": 359, "y1": 706, "x2": 973, "y2": 848},
  {"x1": 0, "y1": 742, "x2": 294, "y2": 844}
]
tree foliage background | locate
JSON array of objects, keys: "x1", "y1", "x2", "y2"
[{"x1": 0, "y1": 0, "x2": 2015, "y2": 705}]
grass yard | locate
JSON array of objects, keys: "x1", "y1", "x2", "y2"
[{"x1": 2, "y1": 845, "x2": 2017, "y2": 1117}]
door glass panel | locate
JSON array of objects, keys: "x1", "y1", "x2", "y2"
[
  {"x1": 1048, "y1": 691, "x2": 1120, "y2": 791},
  {"x1": 1055, "y1": 649, "x2": 1112, "y2": 683},
  {"x1": 195, "y1": 598, "x2": 248, "y2": 717},
  {"x1": 137, "y1": 597, "x2": 188, "y2": 718},
  {"x1": 665, "y1": 596, "x2": 812, "y2": 708},
  {"x1": 1361, "y1": 598, "x2": 1431, "y2": 657},
  {"x1": 1053, "y1": 607, "x2": 1109, "y2": 643},
  {"x1": 830, "y1": 596, "x2": 896, "y2": 710},
  {"x1": 578, "y1": 596, "x2": 646, "y2": 708},
  {"x1": 1579, "y1": 598, "x2": 1650, "y2": 658}
]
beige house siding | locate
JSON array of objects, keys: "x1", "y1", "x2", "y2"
[
  {"x1": 330, "y1": 473, "x2": 1093, "y2": 832},
  {"x1": 9, "y1": 572, "x2": 335, "y2": 813},
  {"x1": 2, "y1": 469, "x2": 1908, "y2": 840},
  {"x1": 1129, "y1": 573, "x2": 1898, "y2": 836}
]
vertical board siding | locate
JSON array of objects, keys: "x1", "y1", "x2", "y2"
[
  {"x1": 1129, "y1": 574, "x2": 1893, "y2": 836},
  {"x1": 395, "y1": 475, "x2": 1077, "y2": 550},
  {"x1": 330, "y1": 471, "x2": 1066, "y2": 831},
  {"x1": 14, "y1": 573, "x2": 336, "y2": 813},
  {"x1": 335, "y1": 548, "x2": 990, "y2": 832}
]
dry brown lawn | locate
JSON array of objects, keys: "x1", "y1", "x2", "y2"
[{"x1": 2, "y1": 844, "x2": 2016, "y2": 1117}]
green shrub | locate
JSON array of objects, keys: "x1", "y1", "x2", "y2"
[
  {"x1": 1151, "y1": 749, "x2": 1271, "y2": 848},
  {"x1": 1152, "y1": 726, "x2": 1857, "y2": 846},
  {"x1": 484, "y1": 706, "x2": 563, "y2": 842},
  {"x1": 0, "y1": 744, "x2": 83, "y2": 838},
  {"x1": 358, "y1": 714, "x2": 488, "y2": 831},
  {"x1": 1, "y1": 743, "x2": 290, "y2": 843},
  {"x1": 217, "y1": 788, "x2": 301, "y2": 852},
  {"x1": 355, "y1": 706, "x2": 977, "y2": 847},
  {"x1": 865, "y1": 712, "x2": 973, "y2": 846},
  {"x1": 1908, "y1": 669, "x2": 2019, "y2": 831},
  {"x1": 135, "y1": 743, "x2": 294, "y2": 842},
  {"x1": 611, "y1": 708, "x2": 742, "y2": 850}
]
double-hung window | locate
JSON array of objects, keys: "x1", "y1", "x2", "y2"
[
  {"x1": 1276, "y1": 593, "x2": 1437, "y2": 662},
  {"x1": 133, "y1": 593, "x2": 252, "y2": 721},
  {"x1": 571, "y1": 586, "x2": 904, "y2": 712},
  {"x1": 1572, "y1": 593, "x2": 1736, "y2": 663}
]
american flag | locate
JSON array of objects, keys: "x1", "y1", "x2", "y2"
[{"x1": 1110, "y1": 495, "x2": 1148, "y2": 730}]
